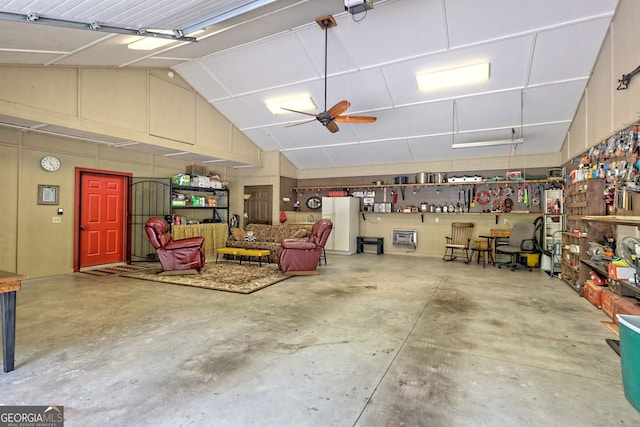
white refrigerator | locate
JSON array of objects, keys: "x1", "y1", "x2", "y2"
[{"x1": 322, "y1": 197, "x2": 360, "y2": 255}]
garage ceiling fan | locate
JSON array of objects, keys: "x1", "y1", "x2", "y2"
[{"x1": 283, "y1": 15, "x2": 376, "y2": 133}]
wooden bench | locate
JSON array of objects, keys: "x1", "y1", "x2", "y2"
[
  {"x1": 1, "y1": 271, "x2": 26, "y2": 373},
  {"x1": 356, "y1": 236, "x2": 384, "y2": 255}
]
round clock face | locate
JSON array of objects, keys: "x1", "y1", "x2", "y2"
[{"x1": 40, "y1": 155, "x2": 61, "y2": 172}]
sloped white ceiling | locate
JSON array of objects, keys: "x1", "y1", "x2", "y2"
[{"x1": 0, "y1": 0, "x2": 620, "y2": 170}]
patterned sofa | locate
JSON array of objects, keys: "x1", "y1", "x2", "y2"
[{"x1": 225, "y1": 223, "x2": 313, "y2": 262}]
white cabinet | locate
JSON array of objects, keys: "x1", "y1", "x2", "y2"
[{"x1": 322, "y1": 197, "x2": 360, "y2": 255}]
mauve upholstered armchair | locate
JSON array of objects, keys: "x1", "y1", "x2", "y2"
[
  {"x1": 145, "y1": 217, "x2": 205, "y2": 272},
  {"x1": 277, "y1": 219, "x2": 332, "y2": 274}
]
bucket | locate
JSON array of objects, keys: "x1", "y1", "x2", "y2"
[
  {"x1": 416, "y1": 173, "x2": 429, "y2": 184},
  {"x1": 618, "y1": 314, "x2": 640, "y2": 412},
  {"x1": 525, "y1": 253, "x2": 539, "y2": 267}
]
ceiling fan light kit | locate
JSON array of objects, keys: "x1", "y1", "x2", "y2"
[{"x1": 417, "y1": 62, "x2": 490, "y2": 92}]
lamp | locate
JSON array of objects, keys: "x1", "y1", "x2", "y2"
[
  {"x1": 417, "y1": 63, "x2": 489, "y2": 92},
  {"x1": 451, "y1": 138, "x2": 524, "y2": 149}
]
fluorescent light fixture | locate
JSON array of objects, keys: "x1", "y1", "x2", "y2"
[
  {"x1": 417, "y1": 63, "x2": 490, "y2": 92},
  {"x1": 266, "y1": 97, "x2": 316, "y2": 115},
  {"x1": 451, "y1": 138, "x2": 524, "y2": 149}
]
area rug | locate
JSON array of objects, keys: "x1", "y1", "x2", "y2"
[
  {"x1": 81, "y1": 264, "x2": 154, "y2": 276},
  {"x1": 121, "y1": 262, "x2": 290, "y2": 294}
]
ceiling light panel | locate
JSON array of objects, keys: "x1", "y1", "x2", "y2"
[
  {"x1": 266, "y1": 97, "x2": 316, "y2": 115},
  {"x1": 417, "y1": 63, "x2": 490, "y2": 92},
  {"x1": 128, "y1": 37, "x2": 176, "y2": 51}
]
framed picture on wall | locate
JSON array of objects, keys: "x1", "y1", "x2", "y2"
[{"x1": 38, "y1": 185, "x2": 60, "y2": 205}]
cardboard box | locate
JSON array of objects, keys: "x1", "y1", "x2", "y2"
[
  {"x1": 608, "y1": 264, "x2": 636, "y2": 280},
  {"x1": 601, "y1": 289, "x2": 622, "y2": 321},
  {"x1": 613, "y1": 297, "x2": 640, "y2": 324},
  {"x1": 191, "y1": 176, "x2": 210, "y2": 187},
  {"x1": 584, "y1": 279, "x2": 603, "y2": 309}
]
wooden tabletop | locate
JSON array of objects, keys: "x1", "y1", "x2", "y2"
[{"x1": 0, "y1": 270, "x2": 27, "y2": 293}]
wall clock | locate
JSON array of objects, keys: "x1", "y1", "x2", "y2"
[{"x1": 40, "y1": 155, "x2": 61, "y2": 172}]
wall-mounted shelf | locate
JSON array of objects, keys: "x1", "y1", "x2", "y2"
[{"x1": 292, "y1": 178, "x2": 563, "y2": 192}]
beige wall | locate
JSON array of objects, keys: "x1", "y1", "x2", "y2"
[
  {"x1": 562, "y1": 0, "x2": 640, "y2": 161},
  {"x1": 0, "y1": 65, "x2": 268, "y2": 278},
  {"x1": 0, "y1": 126, "x2": 203, "y2": 277},
  {"x1": 0, "y1": 66, "x2": 261, "y2": 167},
  {"x1": 284, "y1": 209, "x2": 537, "y2": 258},
  {"x1": 297, "y1": 153, "x2": 560, "y2": 180}
]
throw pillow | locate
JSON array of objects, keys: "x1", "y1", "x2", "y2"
[
  {"x1": 230, "y1": 228, "x2": 247, "y2": 241},
  {"x1": 292, "y1": 229, "x2": 308, "y2": 238}
]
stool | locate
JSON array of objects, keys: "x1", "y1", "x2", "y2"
[
  {"x1": 468, "y1": 238, "x2": 490, "y2": 267},
  {"x1": 356, "y1": 237, "x2": 384, "y2": 255}
]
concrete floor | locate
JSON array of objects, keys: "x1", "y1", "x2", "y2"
[{"x1": 1, "y1": 253, "x2": 639, "y2": 426}]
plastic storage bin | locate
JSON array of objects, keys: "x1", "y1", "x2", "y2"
[{"x1": 617, "y1": 314, "x2": 640, "y2": 412}]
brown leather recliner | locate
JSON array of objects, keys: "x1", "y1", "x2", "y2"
[
  {"x1": 278, "y1": 219, "x2": 332, "y2": 274},
  {"x1": 145, "y1": 217, "x2": 205, "y2": 272}
]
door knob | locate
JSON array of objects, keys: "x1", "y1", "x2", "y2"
[{"x1": 79, "y1": 225, "x2": 86, "y2": 230}]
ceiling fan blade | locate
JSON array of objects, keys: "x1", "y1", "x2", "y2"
[
  {"x1": 285, "y1": 118, "x2": 316, "y2": 128},
  {"x1": 280, "y1": 107, "x2": 317, "y2": 117},
  {"x1": 327, "y1": 100, "x2": 350, "y2": 118},
  {"x1": 335, "y1": 115, "x2": 377, "y2": 123},
  {"x1": 326, "y1": 120, "x2": 339, "y2": 133}
]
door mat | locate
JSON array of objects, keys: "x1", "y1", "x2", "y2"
[
  {"x1": 81, "y1": 264, "x2": 154, "y2": 276},
  {"x1": 121, "y1": 262, "x2": 290, "y2": 294}
]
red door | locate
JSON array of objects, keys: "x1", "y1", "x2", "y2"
[{"x1": 77, "y1": 171, "x2": 129, "y2": 268}]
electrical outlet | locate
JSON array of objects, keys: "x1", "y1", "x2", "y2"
[
  {"x1": 435, "y1": 217, "x2": 439, "y2": 223},
  {"x1": 503, "y1": 218, "x2": 508, "y2": 224},
  {"x1": 52, "y1": 216, "x2": 61, "y2": 224}
]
